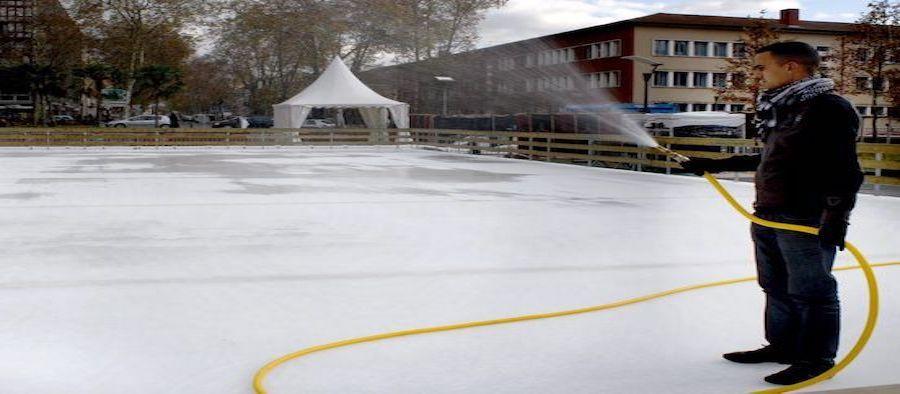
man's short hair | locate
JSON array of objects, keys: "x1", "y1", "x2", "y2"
[{"x1": 757, "y1": 41, "x2": 820, "y2": 74}]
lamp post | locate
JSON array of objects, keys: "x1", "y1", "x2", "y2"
[
  {"x1": 434, "y1": 76, "x2": 455, "y2": 115},
  {"x1": 622, "y1": 56, "x2": 663, "y2": 114}
]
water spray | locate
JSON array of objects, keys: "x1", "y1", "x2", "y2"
[{"x1": 651, "y1": 145, "x2": 690, "y2": 164}]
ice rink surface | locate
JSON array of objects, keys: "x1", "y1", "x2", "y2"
[{"x1": 1, "y1": 146, "x2": 898, "y2": 393}]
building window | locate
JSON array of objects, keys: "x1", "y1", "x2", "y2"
[
  {"x1": 673, "y1": 72, "x2": 689, "y2": 87},
  {"x1": 654, "y1": 40, "x2": 670, "y2": 56},
  {"x1": 714, "y1": 42, "x2": 729, "y2": 57},
  {"x1": 855, "y1": 49, "x2": 869, "y2": 62},
  {"x1": 692, "y1": 103, "x2": 708, "y2": 111},
  {"x1": 653, "y1": 71, "x2": 669, "y2": 87},
  {"x1": 731, "y1": 73, "x2": 747, "y2": 88},
  {"x1": 856, "y1": 77, "x2": 870, "y2": 91},
  {"x1": 732, "y1": 43, "x2": 747, "y2": 57},
  {"x1": 873, "y1": 77, "x2": 885, "y2": 91},
  {"x1": 713, "y1": 103, "x2": 727, "y2": 111},
  {"x1": 693, "y1": 72, "x2": 708, "y2": 88},
  {"x1": 694, "y1": 42, "x2": 709, "y2": 57},
  {"x1": 713, "y1": 73, "x2": 727, "y2": 88},
  {"x1": 674, "y1": 40, "x2": 689, "y2": 56},
  {"x1": 609, "y1": 71, "x2": 620, "y2": 87},
  {"x1": 608, "y1": 40, "x2": 620, "y2": 57},
  {"x1": 731, "y1": 104, "x2": 745, "y2": 112},
  {"x1": 525, "y1": 54, "x2": 535, "y2": 67},
  {"x1": 675, "y1": 103, "x2": 689, "y2": 112},
  {"x1": 592, "y1": 41, "x2": 621, "y2": 58},
  {"x1": 590, "y1": 71, "x2": 620, "y2": 88},
  {"x1": 873, "y1": 106, "x2": 887, "y2": 116},
  {"x1": 816, "y1": 46, "x2": 830, "y2": 54}
]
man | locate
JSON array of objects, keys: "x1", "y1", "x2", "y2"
[{"x1": 682, "y1": 41, "x2": 863, "y2": 385}]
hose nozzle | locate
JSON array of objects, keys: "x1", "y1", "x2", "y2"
[{"x1": 652, "y1": 145, "x2": 690, "y2": 163}]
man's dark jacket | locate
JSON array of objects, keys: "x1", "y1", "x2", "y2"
[{"x1": 722, "y1": 93, "x2": 863, "y2": 214}]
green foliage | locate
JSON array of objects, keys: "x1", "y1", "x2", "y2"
[
  {"x1": 717, "y1": 11, "x2": 781, "y2": 106},
  {"x1": 134, "y1": 64, "x2": 185, "y2": 123}
]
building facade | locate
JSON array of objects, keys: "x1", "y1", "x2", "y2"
[
  {"x1": 361, "y1": 9, "x2": 895, "y2": 136},
  {"x1": 0, "y1": 0, "x2": 36, "y2": 109}
]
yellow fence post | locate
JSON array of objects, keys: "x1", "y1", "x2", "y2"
[{"x1": 874, "y1": 152, "x2": 883, "y2": 195}]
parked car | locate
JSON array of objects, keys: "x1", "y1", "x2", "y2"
[
  {"x1": 51, "y1": 115, "x2": 77, "y2": 126},
  {"x1": 302, "y1": 118, "x2": 335, "y2": 128},
  {"x1": 247, "y1": 115, "x2": 273, "y2": 128},
  {"x1": 211, "y1": 116, "x2": 250, "y2": 128},
  {"x1": 210, "y1": 117, "x2": 239, "y2": 128},
  {"x1": 105, "y1": 115, "x2": 171, "y2": 128}
]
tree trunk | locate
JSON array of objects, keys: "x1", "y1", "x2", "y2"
[
  {"x1": 871, "y1": 91, "x2": 879, "y2": 142},
  {"x1": 124, "y1": 45, "x2": 145, "y2": 118},
  {"x1": 31, "y1": 91, "x2": 40, "y2": 126},
  {"x1": 872, "y1": 63, "x2": 883, "y2": 142},
  {"x1": 96, "y1": 89, "x2": 104, "y2": 126},
  {"x1": 42, "y1": 95, "x2": 49, "y2": 126}
]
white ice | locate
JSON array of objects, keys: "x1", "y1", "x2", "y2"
[{"x1": 0, "y1": 146, "x2": 898, "y2": 394}]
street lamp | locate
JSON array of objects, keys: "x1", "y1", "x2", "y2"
[
  {"x1": 622, "y1": 55, "x2": 663, "y2": 114},
  {"x1": 434, "y1": 76, "x2": 455, "y2": 115}
]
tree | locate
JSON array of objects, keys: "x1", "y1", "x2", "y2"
[
  {"x1": 73, "y1": 62, "x2": 122, "y2": 124},
  {"x1": 1, "y1": 64, "x2": 67, "y2": 125},
  {"x1": 209, "y1": 0, "x2": 506, "y2": 115},
  {"x1": 32, "y1": 0, "x2": 86, "y2": 70},
  {"x1": 134, "y1": 64, "x2": 184, "y2": 126},
  {"x1": 832, "y1": 1, "x2": 900, "y2": 141},
  {"x1": 379, "y1": 0, "x2": 507, "y2": 62},
  {"x1": 717, "y1": 12, "x2": 781, "y2": 108},
  {"x1": 169, "y1": 57, "x2": 235, "y2": 114},
  {"x1": 0, "y1": 0, "x2": 84, "y2": 125},
  {"x1": 67, "y1": 0, "x2": 212, "y2": 116}
]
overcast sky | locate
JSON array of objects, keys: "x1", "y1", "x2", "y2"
[{"x1": 474, "y1": 0, "x2": 871, "y2": 48}]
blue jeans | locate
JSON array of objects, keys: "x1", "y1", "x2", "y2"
[{"x1": 751, "y1": 211, "x2": 838, "y2": 364}]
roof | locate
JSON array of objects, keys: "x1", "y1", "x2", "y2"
[
  {"x1": 361, "y1": 11, "x2": 860, "y2": 73},
  {"x1": 476, "y1": 12, "x2": 859, "y2": 53},
  {"x1": 276, "y1": 56, "x2": 406, "y2": 108},
  {"x1": 628, "y1": 13, "x2": 858, "y2": 34}
]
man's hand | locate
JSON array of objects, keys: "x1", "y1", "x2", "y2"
[
  {"x1": 819, "y1": 210, "x2": 850, "y2": 251},
  {"x1": 680, "y1": 158, "x2": 723, "y2": 176}
]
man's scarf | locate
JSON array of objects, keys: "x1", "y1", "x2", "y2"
[{"x1": 755, "y1": 77, "x2": 835, "y2": 136}]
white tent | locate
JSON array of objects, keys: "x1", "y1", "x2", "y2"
[{"x1": 273, "y1": 57, "x2": 409, "y2": 129}]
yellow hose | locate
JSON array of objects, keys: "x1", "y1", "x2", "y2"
[
  {"x1": 252, "y1": 172, "x2": 891, "y2": 394},
  {"x1": 703, "y1": 173, "x2": 880, "y2": 394}
]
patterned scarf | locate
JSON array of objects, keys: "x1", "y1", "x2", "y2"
[{"x1": 755, "y1": 77, "x2": 835, "y2": 136}]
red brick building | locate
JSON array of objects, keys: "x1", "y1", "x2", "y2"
[{"x1": 361, "y1": 9, "x2": 888, "y2": 126}]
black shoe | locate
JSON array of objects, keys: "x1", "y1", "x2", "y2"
[
  {"x1": 723, "y1": 345, "x2": 792, "y2": 364},
  {"x1": 764, "y1": 361, "x2": 835, "y2": 385}
]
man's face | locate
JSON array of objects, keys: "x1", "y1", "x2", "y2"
[{"x1": 753, "y1": 52, "x2": 799, "y2": 90}]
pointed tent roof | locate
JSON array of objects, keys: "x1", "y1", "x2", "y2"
[{"x1": 275, "y1": 57, "x2": 405, "y2": 108}]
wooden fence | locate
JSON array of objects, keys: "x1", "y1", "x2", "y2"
[
  {"x1": 0, "y1": 128, "x2": 406, "y2": 147},
  {"x1": 407, "y1": 129, "x2": 900, "y2": 188},
  {"x1": 1, "y1": 127, "x2": 897, "y2": 189}
]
